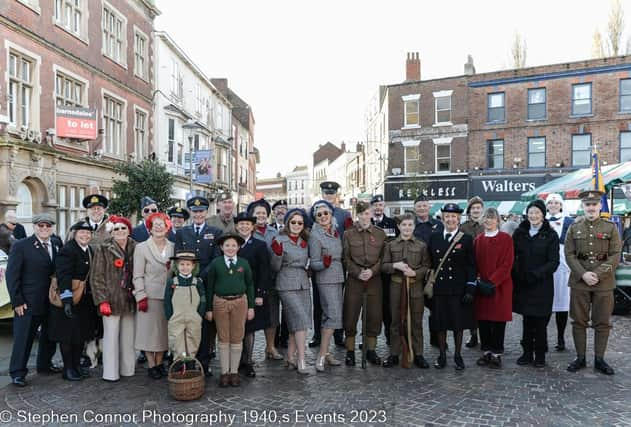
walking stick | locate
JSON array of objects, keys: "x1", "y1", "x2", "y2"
[
  {"x1": 400, "y1": 274, "x2": 411, "y2": 368},
  {"x1": 361, "y1": 283, "x2": 368, "y2": 369},
  {"x1": 406, "y1": 276, "x2": 415, "y2": 363}
]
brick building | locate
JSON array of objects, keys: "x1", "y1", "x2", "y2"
[{"x1": 0, "y1": 0, "x2": 159, "y2": 235}]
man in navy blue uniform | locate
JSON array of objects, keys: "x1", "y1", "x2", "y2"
[
  {"x1": 6, "y1": 213, "x2": 63, "y2": 386},
  {"x1": 175, "y1": 196, "x2": 222, "y2": 376},
  {"x1": 131, "y1": 197, "x2": 159, "y2": 242}
]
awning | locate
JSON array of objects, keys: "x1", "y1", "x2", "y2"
[
  {"x1": 521, "y1": 161, "x2": 631, "y2": 201},
  {"x1": 577, "y1": 200, "x2": 631, "y2": 215}
]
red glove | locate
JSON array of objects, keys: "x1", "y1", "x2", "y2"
[
  {"x1": 137, "y1": 298, "x2": 148, "y2": 312},
  {"x1": 344, "y1": 216, "x2": 353, "y2": 230},
  {"x1": 323, "y1": 255, "x2": 332, "y2": 268},
  {"x1": 271, "y1": 239, "x2": 283, "y2": 256},
  {"x1": 99, "y1": 302, "x2": 112, "y2": 317}
]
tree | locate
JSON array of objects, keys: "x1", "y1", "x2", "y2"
[
  {"x1": 108, "y1": 159, "x2": 175, "y2": 217},
  {"x1": 511, "y1": 32, "x2": 527, "y2": 69},
  {"x1": 607, "y1": 0, "x2": 624, "y2": 56},
  {"x1": 592, "y1": 29, "x2": 606, "y2": 58}
]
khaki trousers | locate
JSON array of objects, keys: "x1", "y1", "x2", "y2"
[
  {"x1": 570, "y1": 288, "x2": 614, "y2": 358},
  {"x1": 343, "y1": 278, "x2": 382, "y2": 350},
  {"x1": 389, "y1": 281, "x2": 424, "y2": 356},
  {"x1": 214, "y1": 295, "x2": 247, "y2": 344},
  {"x1": 101, "y1": 313, "x2": 136, "y2": 381}
]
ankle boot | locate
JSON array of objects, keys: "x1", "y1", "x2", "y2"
[
  {"x1": 516, "y1": 340, "x2": 534, "y2": 366},
  {"x1": 534, "y1": 352, "x2": 546, "y2": 368}
]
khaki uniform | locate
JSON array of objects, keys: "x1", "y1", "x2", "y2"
[
  {"x1": 381, "y1": 237, "x2": 430, "y2": 356},
  {"x1": 343, "y1": 223, "x2": 386, "y2": 351},
  {"x1": 207, "y1": 215, "x2": 236, "y2": 234},
  {"x1": 564, "y1": 217, "x2": 621, "y2": 357},
  {"x1": 459, "y1": 219, "x2": 483, "y2": 239}
]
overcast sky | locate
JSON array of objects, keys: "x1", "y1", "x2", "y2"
[{"x1": 155, "y1": 0, "x2": 627, "y2": 178}]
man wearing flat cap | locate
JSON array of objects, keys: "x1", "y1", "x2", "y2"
[
  {"x1": 565, "y1": 190, "x2": 621, "y2": 375},
  {"x1": 6, "y1": 213, "x2": 63, "y2": 386},
  {"x1": 69, "y1": 194, "x2": 109, "y2": 246},
  {"x1": 175, "y1": 196, "x2": 223, "y2": 376},
  {"x1": 131, "y1": 197, "x2": 160, "y2": 242},
  {"x1": 208, "y1": 192, "x2": 236, "y2": 234},
  {"x1": 412, "y1": 194, "x2": 444, "y2": 244}
]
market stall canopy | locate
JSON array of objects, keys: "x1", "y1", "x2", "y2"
[{"x1": 521, "y1": 161, "x2": 631, "y2": 201}]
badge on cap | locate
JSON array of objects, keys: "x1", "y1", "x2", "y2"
[
  {"x1": 91, "y1": 196, "x2": 99, "y2": 204},
  {"x1": 194, "y1": 199, "x2": 201, "y2": 206}
]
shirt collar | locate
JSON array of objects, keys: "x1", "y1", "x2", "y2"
[
  {"x1": 224, "y1": 255, "x2": 237, "y2": 265},
  {"x1": 179, "y1": 273, "x2": 193, "y2": 279}
]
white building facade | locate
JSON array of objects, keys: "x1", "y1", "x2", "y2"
[{"x1": 286, "y1": 166, "x2": 310, "y2": 209}]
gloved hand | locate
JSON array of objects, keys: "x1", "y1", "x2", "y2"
[
  {"x1": 271, "y1": 239, "x2": 283, "y2": 256},
  {"x1": 323, "y1": 255, "x2": 332, "y2": 268},
  {"x1": 137, "y1": 298, "x2": 148, "y2": 312},
  {"x1": 99, "y1": 302, "x2": 112, "y2": 316},
  {"x1": 461, "y1": 284, "x2": 476, "y2": 304},
  {"x1": 63, "y1": 301, "x2": 74, "y2": 318}
]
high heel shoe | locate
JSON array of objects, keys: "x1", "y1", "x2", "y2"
[
  {"x1": 316, "y1": 356, "x2": 325, "y2": 372},
  {"x1": 325, "y1": 353, "x2": 341, "y2": 366},
  {"x1": 266, "y1": 349, "x2": 284, "y2": 360},
  {"x1": 297, "y1": 359, "x2": 310, "y2": 375},
  {"x1": 285, "y1": 357, "x2": 297, "y2": 370}
]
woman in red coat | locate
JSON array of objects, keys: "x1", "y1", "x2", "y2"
[{"x1": 473, "y1": 207, "x2": 514, "y2": 369}]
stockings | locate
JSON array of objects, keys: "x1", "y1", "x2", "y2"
[{"x1": 555, "y1": 312, "x2": 568, "y2": 342}]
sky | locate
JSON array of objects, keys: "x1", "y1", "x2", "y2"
[{"x1": 155, "y1": 0, "x2": 628, "y2": 178}]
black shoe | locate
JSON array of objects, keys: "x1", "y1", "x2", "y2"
[
  {"x1": 382, "y1": 355, "x2": 399, "y2": 368},
  {"x1": 345, "y1": 351, "x2": 356, "y2": 366},
  {"x1": 555, "y1": 338, "x2": 566, "y2": 352},
  {"x1": 158, "y1": 364, "x2": 168, "y2": 377},
  {"x1": 244, "y1": 364, "x2": 256, "y2": 378},
  {"x1": 434, "y1": 353, "x2": 447, "y2": 369},
  {"x1": 80, "y1": 354, "x2": 91, "y2": 368},
  {"x1": 465, "y1": 335, "x2": 478, "y2": 348},
  {"x1": 366, "y1": 350, "x2": 381, "y2": 365},
  {"x1": 413, "y1": 355, "x2": 429, "y2": 369},
  {"x1": 477, "y1": 353, "x2": 491, "y2": 366},
  {"x1": 454, "y1": 355, "x2": 465, "y2": 371},
  {"x1": 534, "y1": 353, "x2": 546, "y2": 368},
  {"x1": 148, "y1": 366, "x2": 162, "y2": 379},
  {"x1": 567, "y1": 357, "x2": 587, "y2": 372},
  {"x1": 37, "y1": 364, "x2": 63, "y2": 374},
  {"x1": 308, "y1": 337, "x2": 321, "y2": 348},
  {"x1": 594, "y1": 357, "x2": 615, "y2": 375},
  {"x1": 12, "y1": 376, "x2": 26, "y2": 387},
  {"x1": 489, "y1": 354, "x2": 502, "y2": 369},
  {"x1": 516, "y1": 352, "x2": 533, "y2": 366},
  {"x1": 62, "y1": 369, "x2": 82, "y2": 381},
  {"x1": 137, "y1": 353, "x2": 147, "y2": 364},
  {"x1": 79, "y1": 367, "x2": 90, "y2": 378}
]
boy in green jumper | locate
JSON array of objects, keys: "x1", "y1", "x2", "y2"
[
  {"x1": 164, "y1": 251, "x2": 206, "y2": 367},
  {"x1": 206, "y1": 233, "x2": 255, "y2": 387}
]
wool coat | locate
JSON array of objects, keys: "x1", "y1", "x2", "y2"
[
  {"x1": 91, "y1": 237, "x2": 136, "y2": 315},
  {"x1": 474, "y1": 231, "x2": 514, "y2": 322}
]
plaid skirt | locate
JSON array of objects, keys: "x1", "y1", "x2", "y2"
[
  {"x1": 317, "y1": 282, "x2": 343, "y2": 329},
  {"x1": 279, "y1": 289, "x2": 312, "y2": 332}
]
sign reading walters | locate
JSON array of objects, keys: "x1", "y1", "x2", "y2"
[
  {"x1": 56, "y1": 106, "x2": 98, "y2": 140},
  {"x1": 470, "y1": 175, "x2": 550, "y2": 201}
]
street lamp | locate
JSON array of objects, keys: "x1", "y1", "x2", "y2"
[{"x1": 182, "y1": 119, "x2": 200, "y2": 195}]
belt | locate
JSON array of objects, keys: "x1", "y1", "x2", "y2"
[
  {"x1": 217, "y1": 294, "x2": 244, "y2": 300},
  {"x1": 577, "y1": 253, "x2": 607, "y2": 261}
]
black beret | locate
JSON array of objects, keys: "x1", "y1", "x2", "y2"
[
  {"x1": 370, "y1": 194, "x2": 384, "y2": 204},
  {"x1": 441, "y1": 203, "x2": 463, "y2": 214}
]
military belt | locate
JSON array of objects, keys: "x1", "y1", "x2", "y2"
[{"x1": 577, "y1": 253, "x2": 607, "y2": 261}]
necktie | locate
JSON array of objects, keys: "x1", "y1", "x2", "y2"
[
  {"x1": 549, "y1": 217, "x2": 559, "y2": 222},
  {"x1": 445, "y1": 233, "x2": 452, "y2": 242},
  {"x1": 42, "y1": 241, "x2": 52, "y2": 260},
  {"x1": 196, "y1": 226, "x2": 201, "y2": 236},
  {"x1": 229, "y1": 258, "x2": 235, "y2": 269},
  {"x1": 93, "y1": 223, "x2": 98, "y2": 231}
]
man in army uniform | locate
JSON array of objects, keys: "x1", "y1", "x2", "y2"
[
  {"x1": 343, "y1": 200, "x2": 386, "y2": 366},
  {"x1": 413, "y1": 195, "x2": 443, "y2": 244},
  {"x1": 370, "y1": 194, "x2": 398, "y2": 346},
  {"x1": 459, "y1": 196, "x2": 485, "y2": 348},
  {"x1": 175, "y1": 196, "x2": 223, "y2": 376},
  {"x1": 565, "y1": 190, "x2": 621, "y2": 375},
  {"x1": 208, "y1": 192, "x2": 236, "y2": 233}
]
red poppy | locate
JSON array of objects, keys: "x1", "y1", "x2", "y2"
[
  {"x1": 166, "y1": 260, "x2": 171, "y2": 271},
  {"x1": 334, "y1": 231, "x2": 339, "y2": 238},
  {"x1": 455, "y1": 243, "x2": 462, "y2": 249},
  {"x1": 238, "y1": 267, "x2": 244, "y2": 273},
  {"x1": 114, "y1": 258, "x2": 124, "y2": 268},
  {"x1": 300, "y1": 240, "x2": 307, "y2": 248}
]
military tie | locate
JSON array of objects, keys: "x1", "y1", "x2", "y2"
[
  {"x1": 445, "y1": 233, "x2": 452, "y2": 242},
  {"x1": 195, "y1": 226, "x2": 201, "y2": 237}
]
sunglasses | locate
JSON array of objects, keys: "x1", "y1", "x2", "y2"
[
  {"x1": 289, "y1": 221, "x2": 304, "y2": 226},
  {"x1": 143, "y1": 208, "x2": 158, "y2": 214},
  {"x1": 316, "y1": 211, "x2": 330, "y2": 217},
  {"x1": 112, "y1": 226, "x2": 128, "y2": 231},
  {"x1": 36, "y1": 223, "x2": 53, "y2": 228}
]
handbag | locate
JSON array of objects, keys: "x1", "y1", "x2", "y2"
[
  {"x1": 476, "y1": 278, "x2": 496, "y2": 296},
  {"x1": 424, "y1": 231, "x2": 464, "y2": 298}
]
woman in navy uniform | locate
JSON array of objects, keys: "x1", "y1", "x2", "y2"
[
  {"x1": 427, "y1": 203, "x2": 476, "y2": 370},
  {"x1": 49, "y1": 221, "x2": 94, "y2": 381}
]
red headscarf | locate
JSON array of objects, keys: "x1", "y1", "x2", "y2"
[
  {"x1": 108, "y1": 215, "x2": 132, "y2": 232},
  {"x1": 145, "y1": 212, "x2": 172, "y2": 232}
]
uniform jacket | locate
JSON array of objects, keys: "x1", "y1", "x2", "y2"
[
  {"x1": 343, "y1": 223, "x2": 386, "y2": 280},
  {"x1": 371, "y1": 215, "x2": 399, "y2": 240},
  {"x1": 309, "y1": 223, "x2": 344, "y2": 284},
  {"x1": 132, "y1": 237, "x2": 174, "y2": 301},
  {"x1": 207, "y1": 215, "x2": 236, "y2": 234},
  {"x1": 564, "y1": 217, "x2": 621, "y2": 292},
  {"x1": 206, "y1": 257, "x2": 255, "y2": 309},
  {"x1": 270, "y1": 234, "x2": 310, "y2": 291},
  {"x1": 382, "y1": 237, "x2": 430, "y2": 297},
  {"x1": 239, "y1": 236, "x2": 272, "y2": 298},
  {"x1": 174, "y1": 222, "x2": 222, "y2": 276},
  {"x1": 55, "y1": 239, "x2": 91, "y2": 302},
  {"x1": 414, "y1": 217, "x2": 444, "y2": 244},
  {"x1": 512, "y1": 220, "x2": 560, "y2": 316},
  {"x1": 91, "y1": 237, "x2": 136, "y2": 315},
  {"x1": 460, "y1": 219, "x2": 484, "y2": 239},
  {"x1": 6, "y1": 234, "x2": 62, "y2": 315},
  {"x1": 428, "y1": 230, "x2": 476, "y2": 296},
  {"x1": 474, "y1": 232, "x2": 514, "y2": 321}
]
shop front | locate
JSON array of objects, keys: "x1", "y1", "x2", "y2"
[{"x1": 384, "y1": 174, "x2": 469, "y2": 217}]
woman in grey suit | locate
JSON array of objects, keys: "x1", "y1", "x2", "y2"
[
  {"x1": 270, "y1": 208, "x2": 312, "y2": 374},
  {"x1": 309, "y1": 200, "x2": 343, "y2": 372},
  {"x1": 132, "y1": 213, "x2": 174, "y2": 379}
]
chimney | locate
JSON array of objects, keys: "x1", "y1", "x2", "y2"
[
  {"x1": 405, "y1": 52, "x2": 421, "y2": 81},
  {"x1": 340, "y1": 142, "x2": 346, "y2": 152},
  {"x1": 464, "y1": 54, "x2": 476, "y2": 76}
]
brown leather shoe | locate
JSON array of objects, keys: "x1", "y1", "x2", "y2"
[
  {"x1": 219, "y1": 374, "x2": 230, "y2": 388},
  {"x1": 229, "y1": 373, "x2": 241, "y2": 387}
]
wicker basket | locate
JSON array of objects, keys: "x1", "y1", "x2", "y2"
[{"x1": 167, "y1": 357, "x2": 205, "y2": 401}]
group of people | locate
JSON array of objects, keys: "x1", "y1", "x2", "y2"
[{"x1": 5, "y1": 180, "x2": 622, "y2": 390}]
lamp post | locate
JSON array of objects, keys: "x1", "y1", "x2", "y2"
[{"x1": 182, "y1": 119, "x2": 200, "y2": 196}]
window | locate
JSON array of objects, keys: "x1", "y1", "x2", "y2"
[
  {"x1": 103, "y1": 94, "x2": 124, "y2": 156},
  {"x1": 195, "y1": 84, "x2": 203, "y2": 115},
  {"x1": 8, "y1": 51, "x2": 34, "y2": 128},
  {"x1": 528, "y1": 137, "x2": 546, "y2": 168},
  {"x1": 177, "y1": 144, "x2": 183, "y2": 166},
  {"x1": 55, "y1": 72, "x2": 84, "y2": 106},
  {"x1": 527, "y1": 88, "x2": 546, "y2": 120},
  {"x1": 16, "y1": 183, "x2": 33, "y2": 221},
  {"x1": 403, "y1": 144, "x2": 420, "y2": 174},
  {"x1": 193, "y1": 134, "x2": 200, "y2": 152},
  {"x1": 167, "y1": 119, "x2": 175, "y2": 163},
  {"x1": 134, "y1": 109, "x2": 146, "y2": 160},
  {"x1": 55, "y1": 0, "x2": 84, "y2": 38},
  {"x1": 572, "y1": 134, "x2": 592, "y2": 166},
  {"x1": 620, "y1": 132, "x2": 631, "y2": 162},
  {"x1": 433, "y1": 91, "x2": 453, "y2": 124},
  {"x1": 102, "y1": 4, "x2": 126, "y2": 65},
  {"x1": 170, "y1": 58, "x2": 183, "y2": 98},
  {"x1": 134, "y1": 30, "x2": 147, "y2": 79},
  {"x1": 57, "y1": 185, "x2": 86, "y2": 238},
  {"x1": 620, "y1": 79, "x2": 631, "y2": 113},
  {"x1": 217, "y1": 148, "x2": 228, "y2": 182},
  {"x1": 572, "y1": 83, "x2": 592, "y2": 116},
  {"x1": 487, "y1": 139, "x2": 504, "y2": 169},
  {"x1": 435, "y1": 144, "x2": 451, "y2": 172},
  {"x1": 402, "y1": 94, "x2": 420, "y2": 127},
  {"x1": 487, "y1": 92, "x2": 505, "y2": 123}
]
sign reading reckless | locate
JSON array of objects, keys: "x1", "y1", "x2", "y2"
[{"x1": 55, "y1": 106, "x2": 97, "y2": 140}]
